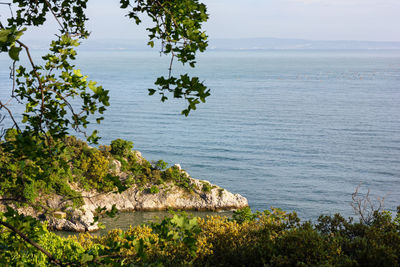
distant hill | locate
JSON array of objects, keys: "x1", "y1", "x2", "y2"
[
  {"x1": 25, "y1": 37, "x2": 400, "y2": 51},
  {"x1": 208, "y1": 38, "x2": 400, "y2": 50}
]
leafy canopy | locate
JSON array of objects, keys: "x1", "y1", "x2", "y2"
[
  {"x1": 0, "y1": 0, "x2": 210, "y2": 203},
  {"x1": 0, "y1": 0, "x2": 210, "y2": 265}
]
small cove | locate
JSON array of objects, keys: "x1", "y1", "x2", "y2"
[{"x1": 56, "y1": 210, "x2": 234, "y2": 237}]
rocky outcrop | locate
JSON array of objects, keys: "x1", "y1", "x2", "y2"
[
  {"x1": 55, "y1": 176, "x2": 246, "y2": 232},
  {"x1": 82, "y1": 178, "x2": 247, "y2": 212},
  {"x1": 1, "y1": 161, "x2": 248, "y2": 232}
]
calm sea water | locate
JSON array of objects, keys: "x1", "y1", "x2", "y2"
[{"x1": 1, "y1": 49, "x2": 400, "y2": 221}]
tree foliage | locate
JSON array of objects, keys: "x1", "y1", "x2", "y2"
[
  {"x1": 0, "y1": 0, "x2": 210, "y2": 198},
  {"x1": 0, "y1": 0, "x2": 210, "y2": 264}
]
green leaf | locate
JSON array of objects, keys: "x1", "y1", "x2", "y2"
[
  {"x1": 181, "y1": 109, "x2": 190, "y2": 116},
  {"x1": 14, "y1": 28, "x2": 27, "y2": 41},
  {"x1": 148, "y1": 89, "x2": 156, "y2": 95},
  {"x1": 171, "y1": 214, "x2": 185, "y2": 228},
  {"x1": 22, "y1": 115, "x2": 28, "y2": 123},
  {"x1": 188, "y1": 217, "x2": 198, "y2": 228},
  {"x1": 88, "y1": 80, "x2": 98, "y2": 93},
  {"x1": 8, "y1": 46, "x2": 22, "y2": 61},
  {"x1": 81, "y1": 254, "x2": 94, "y2": 263},
  {"x1": 0, "y1": 29, "x2": 11, "y2": 43},
  {"x1": 96, "y1": 117, "x2": 104, "y2": 124},
  {"x1": 73, "y1": 69, "x2": 83, "y2": 77}
]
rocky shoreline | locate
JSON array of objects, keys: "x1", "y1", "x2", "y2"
[{"x1": 1, "y1": 162, "x2": 248, "y2": 232}]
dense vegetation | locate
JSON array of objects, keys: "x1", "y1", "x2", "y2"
[
  {"x1": 0, "y1": 133, "x2": 196, "y2": 209},
  {"x1": 1, "y1": 207, "x2": 399, "y2": 266}
]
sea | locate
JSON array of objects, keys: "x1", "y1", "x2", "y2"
[{"x1": 1, "y1": 49, "x2": 400, "y2": 224}]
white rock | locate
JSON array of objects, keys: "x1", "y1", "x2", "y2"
[{"x1": 173, "y1": 164, "x2": 182, "y2": 170}]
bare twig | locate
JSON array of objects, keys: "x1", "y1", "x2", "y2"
[
  {"x1": 0, "y1": 100, "x2": 20, "y2": 131},
  {"x1": 0, "y1": 114, "x2": 5, "y2": 137},
  {"x1": 351, "y1": 184, "x2": 385, "y2": 225},
  {"x1": 0, "y1": 2, "x2": 13, "y2": 23},
  {"x1": 168, "y1": 53, "x2": 175, "y2": 79},
  {"x1": 9, "y1": 61, "x2": 22, "y2": 104},
  {"x1": 42, "y1": 0, "x2": 64, "y2": 31}
]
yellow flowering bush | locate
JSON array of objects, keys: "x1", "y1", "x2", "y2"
[
  {"x1": 2, "y1": 207, "x2": 400, "y2": 266},
  {"x1": 74, "y1": 148, "x2": 113, "y2": 191}
]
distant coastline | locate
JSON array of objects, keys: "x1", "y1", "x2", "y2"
[{"x1": 23, "y1": 37, "x2": 400, "y2": 51}]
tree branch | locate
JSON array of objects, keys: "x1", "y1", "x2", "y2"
[
  {"x1": 0, "y1": 220, "x2": 65, "y2": 266},
  {"x1": 42, "y1": 0, "x2": 65, "y2": 31},
  {"x1": 0, "y1": 99, "x2": 20, "y2": 131}
]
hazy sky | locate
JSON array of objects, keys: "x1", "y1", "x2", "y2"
[
  {"x1": 203, "y1": 0, "x2": 400, "y2": 41},
  {"x1": 2, "y1": 0, "x2": 400, "y2": 42}
]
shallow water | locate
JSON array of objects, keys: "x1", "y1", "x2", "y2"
[
  {"x1": 56, "y1": 210, "x2": 233, "y2": 237},
  {"x1": 1, "y1": 49, "x2": 399, "y2": 223}
]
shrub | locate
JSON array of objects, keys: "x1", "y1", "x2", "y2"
[
  {"x1": 231, "y1": 206, "x2": 258, "y2": 223},
  {"x1": 153, "y1": 159, "x2": 168, "y2": 170},
  {"x1": 98, "y1": 144, "x2": 111, "y2": 153},
  {"x1": 201, "y1": 182, "x2": 212, "y2": 193},
  {"x1": 126, "y1": 152, "x2": 139, "y2": 165},
  {"x1": 149, "y1": 185, "x2": 160, "y2": 194},
  {"x1": 75, "y1": 149, "x2": 111, "y2": 191},
  {"x1": 0, "y1": 208, "x2": 87, "y2": 266},
  {"x1": 0, "y1": 135, "x2": 80, "y2": 208},
  {"x1": 110, "y1": 139, "x2": 133, "y2": 157},
  {"x1": 161, "y1": 167, "x2": 194, "y2": 192},
  {"x1": 63, "y1": 135, "x2": 88, "y2": 156},
  {"x1": 146, "y1": 170, "x2": 162, "y2": 186}
]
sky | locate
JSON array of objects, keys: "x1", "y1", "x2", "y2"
[
  {"x1": 1, "y1": 0, "x2": 400, "y2": 42},
  {"x1": 203, "y1": 0, "x2": 400, "y2": 41}
]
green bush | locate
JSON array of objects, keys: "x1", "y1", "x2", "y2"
[
  {"x1": 2, "y1": 207, "x2": 400, "y2": 266},
  {"x1": 0, "y1": 135, "x2": 81, "y2": 208},
  {"x1": 231, "y1": 206, "x2": 258, "y2": 223},
  {"x1": 110, "y1": 139, "x2": 133, "y2": 157},
  {"x1": 161, "y1": 167, "x2": 194, "y2": 192},
  {"x1": 149, "y1": 185, "x2": 160, "y2": 194},
  {"x1": 63, "y1": 135, "x2": 89, "y2": 160},
  {"x1": 154, "y1": 159, "x2": 168, "y2": 170},
  {"x1": 201, "y1": 182, "x2": 212, "y2": 193},
  {"x1": 74, "y1": 148, "x2": 112, "y2": 192},
  {"x1": 0, "y1": 208, "x2": 88, "y2": 266}
]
